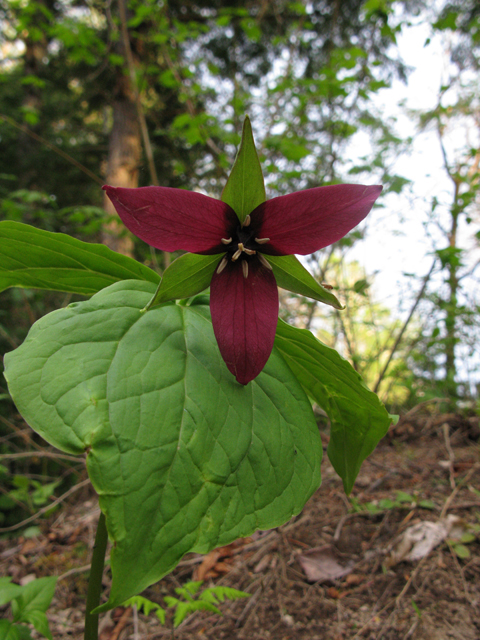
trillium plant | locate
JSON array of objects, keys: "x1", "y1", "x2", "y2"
[{"x1": 1, "y1": 117, "x2": 392, "y2": 640}]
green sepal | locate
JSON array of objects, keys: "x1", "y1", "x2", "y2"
[
  {"x1": 221, "y1": 116, "x2": 266, "y2": 223},
  {"x1": 0, "y1": 221, "x2": 159, "y2": 295},
  {"x1": 274, "y1": 319, "x2": 391, "y2": 494},
  {"x1": 146, "y1": 253, "x2": 222, "y2": 308},
  {"x1": 266, "y1": 254, "x2": 344, "y2": 310}
]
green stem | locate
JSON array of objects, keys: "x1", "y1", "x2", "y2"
[{"x1": 84, "y1": 511, "x2": 108, "y2": 640}]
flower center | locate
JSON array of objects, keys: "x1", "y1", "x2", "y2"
[{"x1": 217, "y1": 217, "x2": 271, "y2": 277}]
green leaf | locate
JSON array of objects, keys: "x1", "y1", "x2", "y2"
[
  {"x1": 4, "y1": 281, "x2": 322, "y2": 610},
  {"x1": 200, "y1": 586, "x2": 250, "y2": 604},
  {"x1": 395, "y1": 491, "x2": 413, "y2": 503},
  {"x1": 274, "y1": 320, "x2": 391, "y2": 493},
  {"x1": 0, "y1": 221, "x2": 159, "y2": 296},
  {"x1": 266, "y1": 255, "x2": 343, "y2": 309},
  {"x1": 221, "y1": 116, "x2": 266, "y2": 223},
  {"x1": 148, "y1": 253, "x2": 221, "y2": 307},
  {"x1": 418, "y1": 499, "x2": 436, "y2": 510},
  {"x1": 174, "y1": 601, "x2": 220, "y2": 627},
  {"x1": 176, "y1": 581, "x2": 202, "y2": 599},
  {"x1": 452, "y1": 543, "x2": 470, "y2": 559},
  {"x1": 11, "y1": 578, "x2": 57, "y2": 621},
  {"x1": 20, "y1": 611, "x2": 52, "y2": 640},
  {"x1": 0, "y1": 621, "x2": 32, "y2": 640},
  {"x1": 123, "y1": 595, "x2": 165, "y2": 622},
  {"x1": 0, "y1": 578, "x2": 23, "y2": 606},
  {"x1": 460, "y1": 533, "x2": 476, "y2": 544}
]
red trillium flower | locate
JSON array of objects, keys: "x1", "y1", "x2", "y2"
[{"x1": 103, "y1": 183, "x2": 382, "y2": 385}]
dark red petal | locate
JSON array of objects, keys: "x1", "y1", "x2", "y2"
[
  {"x1": 210, "y1": 257, "x2": 279, "y2": 385},
  {"x1": 103, "y1": 185, "x2": 237, "y2": 253},
  {"x1": 253, "y1": 184, "x2": 382, "y2": 255}
]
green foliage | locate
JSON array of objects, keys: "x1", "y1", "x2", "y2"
[
  {"x1": 0, "y1": 577, "x2": 57, "y2": 640},
  {"x1": 122, "y1": 595, "x2": 166, "y2": 624},
  {"x1": 0, "y1": 474, "x2": 59, "y2": 522},
  {"x1": 348, "y1": 491, "x2": 436, "y2": 514},
  {"x1": 166, "y1": 582, "x2": 250, "y2": 628},
  {"x1": 447, "y1": 524, "x2": 480, "y2": 560},
  {"x1": 275, "y1": 319, "x2": 392, "y2": 493},
  {"x1": 5, "y1": 280, "x2": 323, "y2": 609},
  {"x1": 124, "y1": 581, "x2": 249, "y2": 629},
  {"x1": 0, "y1": 221, "x2": 160, "y2": 295}
]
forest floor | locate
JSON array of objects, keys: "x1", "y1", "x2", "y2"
[{"x1": 1, "y1": 403, "x2": 479, "y2": 640}]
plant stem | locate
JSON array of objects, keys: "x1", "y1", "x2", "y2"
[{"x1": 84, "y1": 511, "x2": 108, "y2": 640}]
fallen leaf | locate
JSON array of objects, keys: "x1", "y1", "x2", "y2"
[
  {"x1": 297, "y1": 545, "x2": 354, "y2": 583},
  {"x1": 193, "y1": 549, "x2": 222, "y2": 581},
  {"x1": 254, "y1": 553, "x2": 272, "y2": 574},
  {"x1": 385, "y1": 515, "x2": 462, "y2": 567},
  {"x1": 345, "y1": 573, "x2": 365, "y2": 586}
]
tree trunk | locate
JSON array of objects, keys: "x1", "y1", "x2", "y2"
[
  {"x1": 101, "y1": 3, "x2": 141, "y2": 256},
  {"x1": 444, "y1": 184, "x2": 459, "y2": 398},
  {"x1": 17, "y1": 1, "x2": 50, "y2": 189}
]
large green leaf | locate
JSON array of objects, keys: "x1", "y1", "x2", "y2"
[
  {"x1": 274, "y1": 320, "x2": 391, "y2": 494},
  {"x1": 0, "y1": 221, "x2": 159, "y2": 295},
  {"x1": 4, "y1": 281, "x2": 322, "y2": 609},
  {"x1": 148, "y1": 253, "x2": 221, "y2": 307},
  {"x1": 267, "y1": 254, "x2": 343, "y2": 310},
  {"x1": 221, "y1": 116, "x2": 266, "y2": 222}
]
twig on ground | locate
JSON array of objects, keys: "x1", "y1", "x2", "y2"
[
  {"x1": 447, "y1": 543, "x2": 474, "y2": 605},
  {"x1": 442, "y1": 422, "x2": 456, "y2": 489},
  {"x1": 109, "y1": 607, "x2": 131, "y2": 640},
  {"x1": 403, "y1": 618, "x2": 419, "y2": 639},
  {"x1": 351, "y1": 598, "x2": 396, "y2": 640},
  {"x1": 440, "y1": 465, "x2": 479, "y2": 518},
  {"x1": 0, "y1": 478, "x2": 90, "y2": 532},
  {"x1": 133, "y1": 604, "x2": 139, "y2": 640},
  {"x1": 57, "y1": 564, "x2": 92, "y2": 581},
  {"x1": 396, "y1": 555, "x2": 429, "y2": 604},
  {"x1": 235, "y1": 574, "x2": 274, "y2": 628}
]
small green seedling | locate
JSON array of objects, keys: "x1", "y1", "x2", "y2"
[
  {"x1": 349, "y1": 490, "x2": 436, "y2": 515},
  {"x1": 124, "y1": 580, "x2": 250, "y2": 630},
  {"x1": 0, "y1": 576, "x2": 57, "y2": 640},
  {"x1": 447, "y1": 524, "x2": 479, "y2": 559}
]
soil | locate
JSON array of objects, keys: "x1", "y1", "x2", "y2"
[{"x1": 1, "y1": 404, "x2": 479, "y2": 640}]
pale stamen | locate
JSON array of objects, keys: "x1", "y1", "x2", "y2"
[
  {"x1": 258, "y1": 254, "x2": 272, "y2": 270},
  {"x1": 242, "y1": 260, "x2": 248, "y2": 279},
  {"x1": 242, "y1": 215, "x2": 251, "y2": 227},
  {"x1": 237, "y1": 242, "x2": 244, "y2": 251},
  {"x1": 244, "y1": 248, "x2": 256, "y2": 255},
  {"x1": 255, "y1": 237, "x2": 270, "y2": 244},
  {"x1": 231, "y1": 249, "x2": 242, "y2": 261},
  {"x1": 221, "y1": 237, "x2": 232, "y2": 245},
  {"x1": 217, "y1": 256, "x2": 228, "y2": 274}
]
